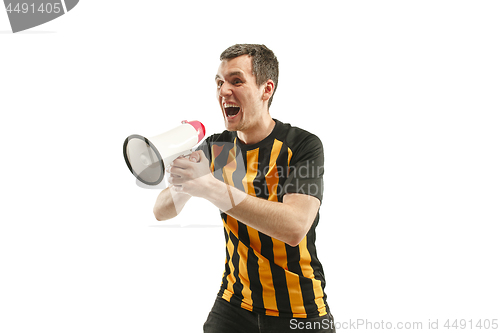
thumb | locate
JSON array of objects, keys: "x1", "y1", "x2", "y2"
[{"x1": 189, "y1": 150, "x2": 202, "y2": 162}]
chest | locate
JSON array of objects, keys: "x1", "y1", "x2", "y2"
[{"x1": 210, "y1": 141, "x2": 292, "y2": 201}]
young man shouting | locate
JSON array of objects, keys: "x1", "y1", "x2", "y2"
[{"x1": 154, "y1": 44, "x2": 335, "y2": 333}]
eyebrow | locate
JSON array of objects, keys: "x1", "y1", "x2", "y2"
[{"x1": 215, "y1": 71, "x2": 245, "y2": 81}]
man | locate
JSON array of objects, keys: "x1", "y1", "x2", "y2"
[{"x1": 154, "y1": 44, "x2": 335, "y2": 333}]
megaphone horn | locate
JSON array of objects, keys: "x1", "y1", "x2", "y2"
[{"x1": 123, "y1": 120, "x2": 205, "y2": 186}]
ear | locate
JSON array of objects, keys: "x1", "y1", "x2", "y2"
[{"x1": 262, "y1": 79, "x2": 275, "y2": 102}]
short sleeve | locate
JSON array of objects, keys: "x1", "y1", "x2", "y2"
[
  {"x1": 283, "y1": 134, "x2": 324, "y2": 203},
  {"x1": 195, "y1": 136, "x2": 212, "y2": 161}
]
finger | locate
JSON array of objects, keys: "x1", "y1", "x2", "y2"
[
  {"x1": 172, "y1": 185, "x2": 185, "y2": 193},
  {"x1": 171, "y1": 165, "x2": 194, "y2": 179},
  {"x1": 190, "y1": 150, "x2": 206, "y2": 163},
  {"x1": 168, "y1": 176, "x2": 184, "y2": 185},
  {"x1": 189, "y1": 151, "x2": 201, "y2": 162},
  {"x1": 168, "y1": 165, "x2": 185, "y2": 177},
  {"x1": 174, "y1": 155, "x2": 190, "y2": 161},
  {"x1": 169, "y1": 156, "x2": 189, "y2": 171},
  {"x1": 172, "y1": 157, "x2": 194, "y2": 168}
]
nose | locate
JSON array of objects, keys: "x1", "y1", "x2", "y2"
[{"x1": 218, "y1": 81, "x2": 232, "y2": 98}]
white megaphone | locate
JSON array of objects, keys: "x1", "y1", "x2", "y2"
[{"x1": 123, "y1": 120, "x2": 205, "y2": 186}]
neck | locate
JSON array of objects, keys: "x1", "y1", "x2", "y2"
[{"x1": 237, "y1": 113, "x2": 275, "y2": 145}]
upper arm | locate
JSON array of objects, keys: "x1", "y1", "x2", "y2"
[
  {"x1": 281, "y1": 132, "x2": 324, "y2": 244},
  {"x1": 283, "y1": 133, "x2": 324, "y2": 203}
]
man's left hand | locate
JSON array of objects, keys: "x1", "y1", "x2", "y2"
[{"x1": 167, "y1": 151, "x2": 214, "y2": 198}]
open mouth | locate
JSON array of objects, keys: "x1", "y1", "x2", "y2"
[{"x1": 224, "y1": 102, "x2": 241, "y2": 118}]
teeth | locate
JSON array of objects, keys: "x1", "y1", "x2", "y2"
[{"x1": 224, "y1": 103, "x2": 239, "y2": 108}]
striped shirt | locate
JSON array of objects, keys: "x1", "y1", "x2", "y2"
[{"x1": 198, "y1": 119, "x2": 328, "y2": 318}]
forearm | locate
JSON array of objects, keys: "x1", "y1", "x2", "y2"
[
  {"x1": 166, "y1": 151, "x2": 319, "y2": 244},
  {"x1": 153, "y1": 186, "x2": 191, "y2": 221},
  {"x1": 203, "y1": 178, "x2": 310, "y2": 246}
]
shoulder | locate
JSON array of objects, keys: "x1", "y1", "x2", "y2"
[
  {"x1": 196, "y1": 130, "x2": 237, "y2": 158},
  {"x1": 202, "y1": 130, "x2": 237, "y2": 145},
  {"x1": 276, "y1": 120, "x2": 323, "y2": 154}
]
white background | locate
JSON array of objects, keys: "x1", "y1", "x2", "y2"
[{"x1": 1, "y1": 1, "x2": 499, "y2": 332}]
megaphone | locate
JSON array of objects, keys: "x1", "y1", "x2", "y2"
[{"x1": 123, "y1": 120, "x2": 205, "y2": 186}]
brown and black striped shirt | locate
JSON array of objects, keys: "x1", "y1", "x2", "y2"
[{"x1": 198, "y1": 119, "x2": 328, "y2": 318}]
